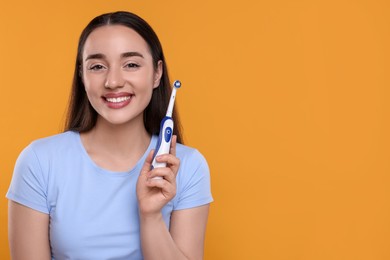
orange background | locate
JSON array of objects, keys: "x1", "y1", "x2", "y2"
[{"x1": 1, "y1": 0, "x2": 390, "y2": 259}]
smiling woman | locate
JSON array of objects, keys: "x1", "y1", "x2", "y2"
[
  {"x1": 81, "y1": 25, "x2": 161, "y2": 126},
  {"x1": 6, "y1": 11, "x2": 213, "y2": 260}
]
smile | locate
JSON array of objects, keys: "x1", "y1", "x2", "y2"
[{"x1": 105, "y1": 96, "x2": 131, "y2": 103}]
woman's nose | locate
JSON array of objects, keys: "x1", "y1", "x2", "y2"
[{"x1": 104, "y1": 68, "x2": 124, "y2": 89}]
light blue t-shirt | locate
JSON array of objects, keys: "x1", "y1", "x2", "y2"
[{"x1": 6, "y1": 131, "x2": 213, "y2": 260}]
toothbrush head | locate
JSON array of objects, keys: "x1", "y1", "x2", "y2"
[{"x1": 173, "y1": 80, "x2": 181, "y2": 89}]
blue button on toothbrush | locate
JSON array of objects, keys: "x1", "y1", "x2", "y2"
[{"x1": 151, "y1": 80, "x2": 181, "y2": 175}]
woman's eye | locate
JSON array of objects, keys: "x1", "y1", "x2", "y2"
[
  {"x1": 125, "y1": 63, "x2": 140, "y2": 69},
  {"x1": 89, "y1": 64, "x2": 105, "y2": 71}
]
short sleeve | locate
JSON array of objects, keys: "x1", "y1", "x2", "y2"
[
  {"x1": 174, "y1": 149, "x2": 213, "y2": 210},
  {"x1": 6, "y1": 144, "x2": 49, "y2": 214}
]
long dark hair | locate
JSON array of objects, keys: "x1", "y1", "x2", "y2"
[{"x1": 64, "y1": 11, "x2": 183, "y2": 143}]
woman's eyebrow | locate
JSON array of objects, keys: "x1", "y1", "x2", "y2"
[
  {"x1": 85, "y1": 53, "x2": 105, "y2": 61},
  {"x1": 121, "y1": 52, "x2": 144, "y2": 58},
  {"x1": 85, "y1": 52, "x2": 144, "y2": 61}
]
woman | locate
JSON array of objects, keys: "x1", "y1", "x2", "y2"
[{"x1": 7, "y1": 11, "x2": 212, "y2": 260}]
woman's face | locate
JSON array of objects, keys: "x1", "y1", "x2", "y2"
[{"x1": 81, "y1": 25, "x2": 162, "y2": 127}]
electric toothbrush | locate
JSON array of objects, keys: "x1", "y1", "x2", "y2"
[{"x1": 151, "y1": 80, "x2": 181, "y2": 174}]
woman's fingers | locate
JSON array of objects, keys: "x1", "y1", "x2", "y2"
[
  {"x1": 140, "y1": 149, "x2": 154, "y2": 176},
  {"x1": 146, "y1": 178, "x2": 176, "y2": 197},
  {"x1": 140, "y1": 136, "x2": 180, "y2": 182},
  {"x1": 156, "y1": 154, "x2": 180, "y2": 168},
  {"x1": 170, "y1": 135, "x2": 177, "y2": 156},
  {"x1": 148, "y1": 166, "x2": 175, "y2": 182}
]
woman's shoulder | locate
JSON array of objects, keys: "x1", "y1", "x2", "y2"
[
  {"x1": 27, "y1": 131, "x2": 79, "y2": 154},
  {"x1": 176, "y1": 142, "x2": 200, "y2": 156},
  {"x1": 11, "y1": 132, "x2": 78, "y2": 178},
  {"x1": 30, "y1": 131, "x2": 76, "y2": 145},
  {"x1": 175, "y1": 142, "x2": 208, "y2": 168},
  {"x1": 171, "y1": 142, "x2": 213, "y2": 210}
]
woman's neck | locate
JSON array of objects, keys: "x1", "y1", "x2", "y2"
[{"x1": 80, "y1": 117, "x2": 152, "y2": 172}]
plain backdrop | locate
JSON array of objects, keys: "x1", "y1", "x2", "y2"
[{"x1": 1, "y1": 0, "x2": 389, "y2": 259}]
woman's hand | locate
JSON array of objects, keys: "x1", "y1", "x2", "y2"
[{"x1": 136, "y1": 135, "x2": 180, "y2": 217}]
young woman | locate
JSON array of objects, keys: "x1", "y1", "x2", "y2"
[{"x1": 7, "y1": 11, "x2": 212, "y2": 260}]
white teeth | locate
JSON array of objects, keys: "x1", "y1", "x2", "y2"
[{"x1": 106, "y1": 96, "x2": 131, "y2": 103}]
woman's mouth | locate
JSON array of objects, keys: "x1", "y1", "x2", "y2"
[
  {"x1": 102, "y1": 93, "x2": 133, "y2": 108},
  {"x1": 105, "y1": 96, "x2": 131, "y2": 103}
]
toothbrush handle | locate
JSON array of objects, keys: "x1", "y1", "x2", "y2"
[{"x1": 151, "y1": 117, "x2": 174, "y2": 171}]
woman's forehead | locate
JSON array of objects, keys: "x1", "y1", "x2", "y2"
[{"x1": 83, "y1": 25, "x2": 151, "y2": 58}]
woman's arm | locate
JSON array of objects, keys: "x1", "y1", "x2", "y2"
[
  {"x1": 137, "y1": 136, "x2": 210, "y2": 259},
  {"x1": 170, "y1": 205, "x2": 210, "y2": 259},
  {"x1": 8, "y1": 201, "x2": 51, "y2": 260},
  {"x1": 140, "y1": 205, "x2": 209, "y2": 260}
]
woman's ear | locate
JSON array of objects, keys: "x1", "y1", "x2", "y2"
[{"x1": 153, "y1": 60, "x2": 163, "y2": 88}]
